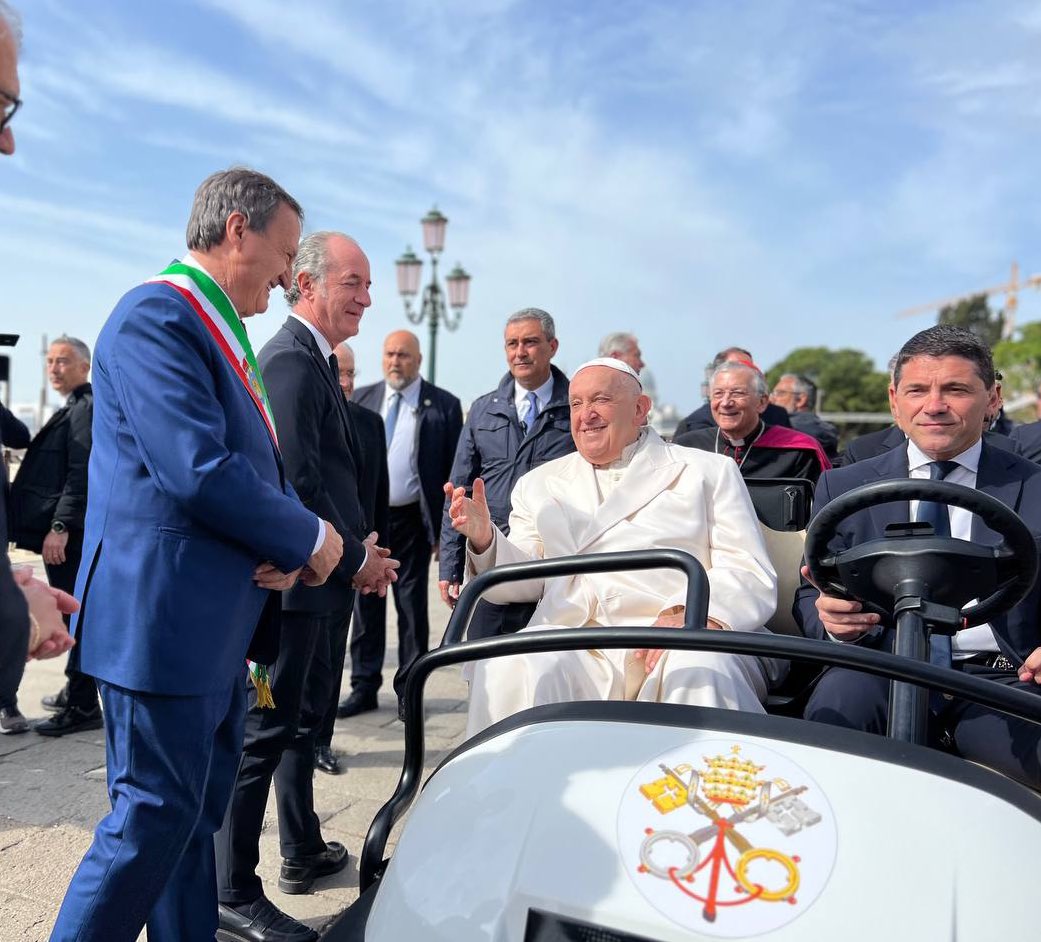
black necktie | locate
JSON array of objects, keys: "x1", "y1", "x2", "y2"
[
  {"x1": 328, "y1": 353, "x2": 359, "y2": 461},
  {"x1": 917, "y1": 460, "x2": 960, "y2": 690}
]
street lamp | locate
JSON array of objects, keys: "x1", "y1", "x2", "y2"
[{"x1": 395, "y1": 206, "x2": 471, "y2": 385}]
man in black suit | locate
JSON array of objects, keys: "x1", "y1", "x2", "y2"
[
  {"x1": 312, "y1": 342, "x2": 389, "y2": 775},
  {"x1": 343, "y1": 330, "x2": 462, "y2": 720},
  {"x1": 673, "y1": 345, "x2": 790, "y2": 438},
  {"x1": 215, "y1": 232, "x2": 398, "y2": 942},
  {"x1": 1010, "y1": 420, "x2": 1041, "y2": 463},
  {"x1": 9, "y1": 335, "x2": 97, "y2": 736},
  {"x1": 796, "y1": 325, "x2": 1041, "y2": 787}
]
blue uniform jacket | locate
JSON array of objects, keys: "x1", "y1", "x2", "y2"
[
  {"x1": 439, "y1": 365, "x2": 575, "y2": 584},
  {"x1": 74, "y1": 282, "x2": 319, "y2": 695}
]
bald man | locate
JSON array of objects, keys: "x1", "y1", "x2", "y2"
[
  {"x1": 346, "y1": 331, "x2": 463, "y2": 718},
  {"x1": 446, "y1": 358, "x2": 778, "y2": 736}
]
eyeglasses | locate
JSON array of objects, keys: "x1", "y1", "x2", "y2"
[
  {"x1": 711, "y1": 389, "x2": 753, "y2": 402},
  {"x1": 0, "y1": 91, "x2": 21, "y2": 135}
]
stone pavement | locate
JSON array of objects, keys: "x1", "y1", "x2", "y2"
[{"x1": 0, "y1": 555, "x2": 468, "y2": 940}]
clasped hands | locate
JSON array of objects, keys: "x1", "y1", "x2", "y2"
[{"x1": 253, "y1": 522, "x2": 398, "y2": 597}]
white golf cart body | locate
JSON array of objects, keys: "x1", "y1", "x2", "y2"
[{"x1": 357, "y1": 702, "x2": 1039, "y2": 941}]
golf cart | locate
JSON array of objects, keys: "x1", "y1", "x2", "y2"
[{"x1": 326, "y1": 478, "x2": 1041, "y2": 940}]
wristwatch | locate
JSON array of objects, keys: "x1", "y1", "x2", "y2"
[{"x1": 50, "y1": 520, "x2": 67, "y2": 534}]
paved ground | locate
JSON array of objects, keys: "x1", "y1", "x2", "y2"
[{"x1": 0, "y1": 554, "x2": 468, "y2": 940}]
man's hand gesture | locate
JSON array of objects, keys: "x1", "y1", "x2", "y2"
[
  {"x1": 444, "y1": 478, "x2": 493, "y2": 554},
  {"x1": 301, "y1": 520, "x2": 344, "y2": 587}
]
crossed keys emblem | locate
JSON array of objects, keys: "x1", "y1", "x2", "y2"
[{"x1": 637, "y1": 748, "x2": 822, "y2": 923}]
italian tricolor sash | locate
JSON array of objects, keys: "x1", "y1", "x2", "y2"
[
  {"x1": 147, "y1": 262, "x2": 279, "y2": 448},
  {"x1": 147, "y1": 261, "x2": 280, "y2": 707}
]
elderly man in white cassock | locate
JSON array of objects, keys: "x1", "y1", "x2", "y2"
[{"x1": 445, "y1": 358, "x2": 779, "y2": 737}]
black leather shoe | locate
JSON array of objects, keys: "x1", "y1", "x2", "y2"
[
  {"x1": 216, "y1": 898, "x2": 318, "y2": 942},
  {"x1": 313, "y1": 744, "x2": 341, "y2": 775},
  {"x1": 35, "y1": 704, "x2": 103, "y2": 737},
  {"x1": 0, "y1": 706, "x2": 28, "y2": 735},
  {"x1": 279, "y1": 841, "x2": 349, "y2": 895},
  {"x1": 41, "y1": 686, "x2": 69, "y2": 713},
  {"x1": 336, "y1": 689, "x2": 378, "y2": 718}
]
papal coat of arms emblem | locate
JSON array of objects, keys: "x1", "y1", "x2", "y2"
[{"x1": 617, "y1": 739, "x2": 837, "y2": 937}]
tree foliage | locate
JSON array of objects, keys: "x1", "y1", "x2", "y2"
[
  {"x1": 938, "y1": 293, "x2": 1004, "y2": 348},
  {"x1": 993, "y1": 321, "x2": 1041, "y2": 394},
  {"x1": 765, "y1": 347, "x2": 890, "y2": 415}
]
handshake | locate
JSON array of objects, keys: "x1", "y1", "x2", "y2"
[{"x1": 254, "y1": 522, "x2": 399, "y2": 596}]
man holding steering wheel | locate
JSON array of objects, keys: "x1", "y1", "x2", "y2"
[{"x1": 795, "y1": 325, "x2": 1041, "y2": 787}]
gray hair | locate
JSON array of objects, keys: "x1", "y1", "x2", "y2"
[
  {"x1": 51, "y1": 335, "x2": 91, "y2": 367},
  {"x1": 284, "y1": 230, "x2": 358, "y2": 308},
  {"x1": 778, "y1": 372, "x2": 817, "y2": 408},
  {"x1": 598, "y1": 332, "x2": 637, "y2": 357},
  {"x1": 185, "y1": 167, "x2": 303, "y2": 252},
  {"x1": 505, "y1": 307, "x2": 555, "y2": 342},
  {"x1": 711, "y1": 360, "x2": 768, "y2": 397},
  {"x1": 710, "y1": 345, "x2": 754, "y2": 369},
  {"x1": 0, "y1": 2, "x2": 22, "y2": 47}
]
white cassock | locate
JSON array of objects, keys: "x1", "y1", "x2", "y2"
[{"x1": 464, "y1": 429, "x2": 778, "y2": 737}]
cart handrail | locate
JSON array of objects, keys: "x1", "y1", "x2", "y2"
[{"x1": 440, "y1": 548, "x2": 711, "y2": 645}]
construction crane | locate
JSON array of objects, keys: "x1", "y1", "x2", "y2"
[{"x1": 896, "y1": 261, "x2": 1041, "y2": 339}]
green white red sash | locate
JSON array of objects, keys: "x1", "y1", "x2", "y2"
[
  {"x1": 147, "y1": 260, "x2": 280, "y2": 706},
  {"x1": 147, "y1": 261, "x2": 279, "y2": 448}
]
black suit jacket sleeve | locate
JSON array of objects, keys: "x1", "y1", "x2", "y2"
[
  {"x1": 53, "y1": 397, "x2": 92, "y2": 529},
  {"x1": 0, "y1": 404, "x2": 30, "y2": 449},
  {"x1": 439, "y1": 418, "x2": 481, "y2": 583},
  {"x1": 260, "y1": 348, "x2": 366, "y2": 578}
]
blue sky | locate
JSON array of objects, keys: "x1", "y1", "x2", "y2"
[{"x1": 4, "y1": 0, "x2": 1041, "y2": 413}]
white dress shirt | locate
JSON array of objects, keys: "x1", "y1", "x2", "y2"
[
  {"x1": 906, "y1": 438, "x2": 997, "y2": 654},
  {"x1": 514, "y1": 374, "x2": 554, "y2": 429},
  {"x1": 384, "y1": 376, "x2": 422, "y2": 507}
]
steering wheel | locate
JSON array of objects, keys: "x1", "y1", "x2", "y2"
[{"x1": 804, "y1": 478, "x2": 1038, "y2": 628}]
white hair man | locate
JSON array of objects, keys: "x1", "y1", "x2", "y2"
[
  {"x1": 598, "y1": 331, "x2": 645, "y2": 373},
  {"x1": 445, "y1": 358, "x2": 778, "y2": 736}
]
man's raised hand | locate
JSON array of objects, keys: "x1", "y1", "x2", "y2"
[
  {"x1": 301, "y1": 520, "x2": 344, "y2": 586},
  {"x1": 444, "y1": 477, "x2": 493, "y2": 554}
]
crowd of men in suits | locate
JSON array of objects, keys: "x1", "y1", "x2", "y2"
[{"x1": 4, "y1": 6, "x2": 1041, "y2": 940}]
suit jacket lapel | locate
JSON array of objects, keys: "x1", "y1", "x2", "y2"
[
  {"x1": 282, "y1": 318, "x2": 359, "y2": 470},
  {"x1": 573, "y1": 433, "x2": 685, "y2": 552},
  {"x1": 972, "y1": 444, "x2": 1022, "y2": 543}
]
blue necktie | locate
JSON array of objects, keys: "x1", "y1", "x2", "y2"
[
  {"x1": 917, "y1": 460, "x2": 960, "y2": 695},
  {"x1": 522, "y1": 391, "x2": 539, "y2": 435},
  {"x1": 385, "y1": 392, "x2": 402, "y2": 447}
]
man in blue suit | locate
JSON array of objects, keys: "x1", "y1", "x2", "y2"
[
  {"x1": 796, "y1": 325, "x2": 1041, "y2": 788},
  {"x1": 50, "y1": 169, "x2": 345, "y2": 942}
]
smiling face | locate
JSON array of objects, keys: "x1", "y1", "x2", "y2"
[
  {"x1": 569, "y1": 366, "x2": 650, "y2": 466},
  {"x1": 710, "y1": 366, "x2": 768, "y2": 440},
  {"x1": 890, "y1": 355, "x2": 997, "y2": 460},
  {"x1": 223, "y1": 201, "x2": 301, "y2": 318},
  {"x1": 295, "y1": 235, "x2": 372, "y2": 346},
  {"x1": 505, "y1": 318, "x2": 558, "y2": 390}
]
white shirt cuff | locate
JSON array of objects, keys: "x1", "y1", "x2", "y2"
[{"x1": 311, "y1": 520, "x2": 326, "y2": 557}]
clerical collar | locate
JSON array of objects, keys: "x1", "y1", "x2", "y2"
[
  {"x1": 593, "y1": 427, "x2": 648, "y2": 470},
  {"x1": 714, "y1": 420, "x2": 765, "y2": 470}
]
